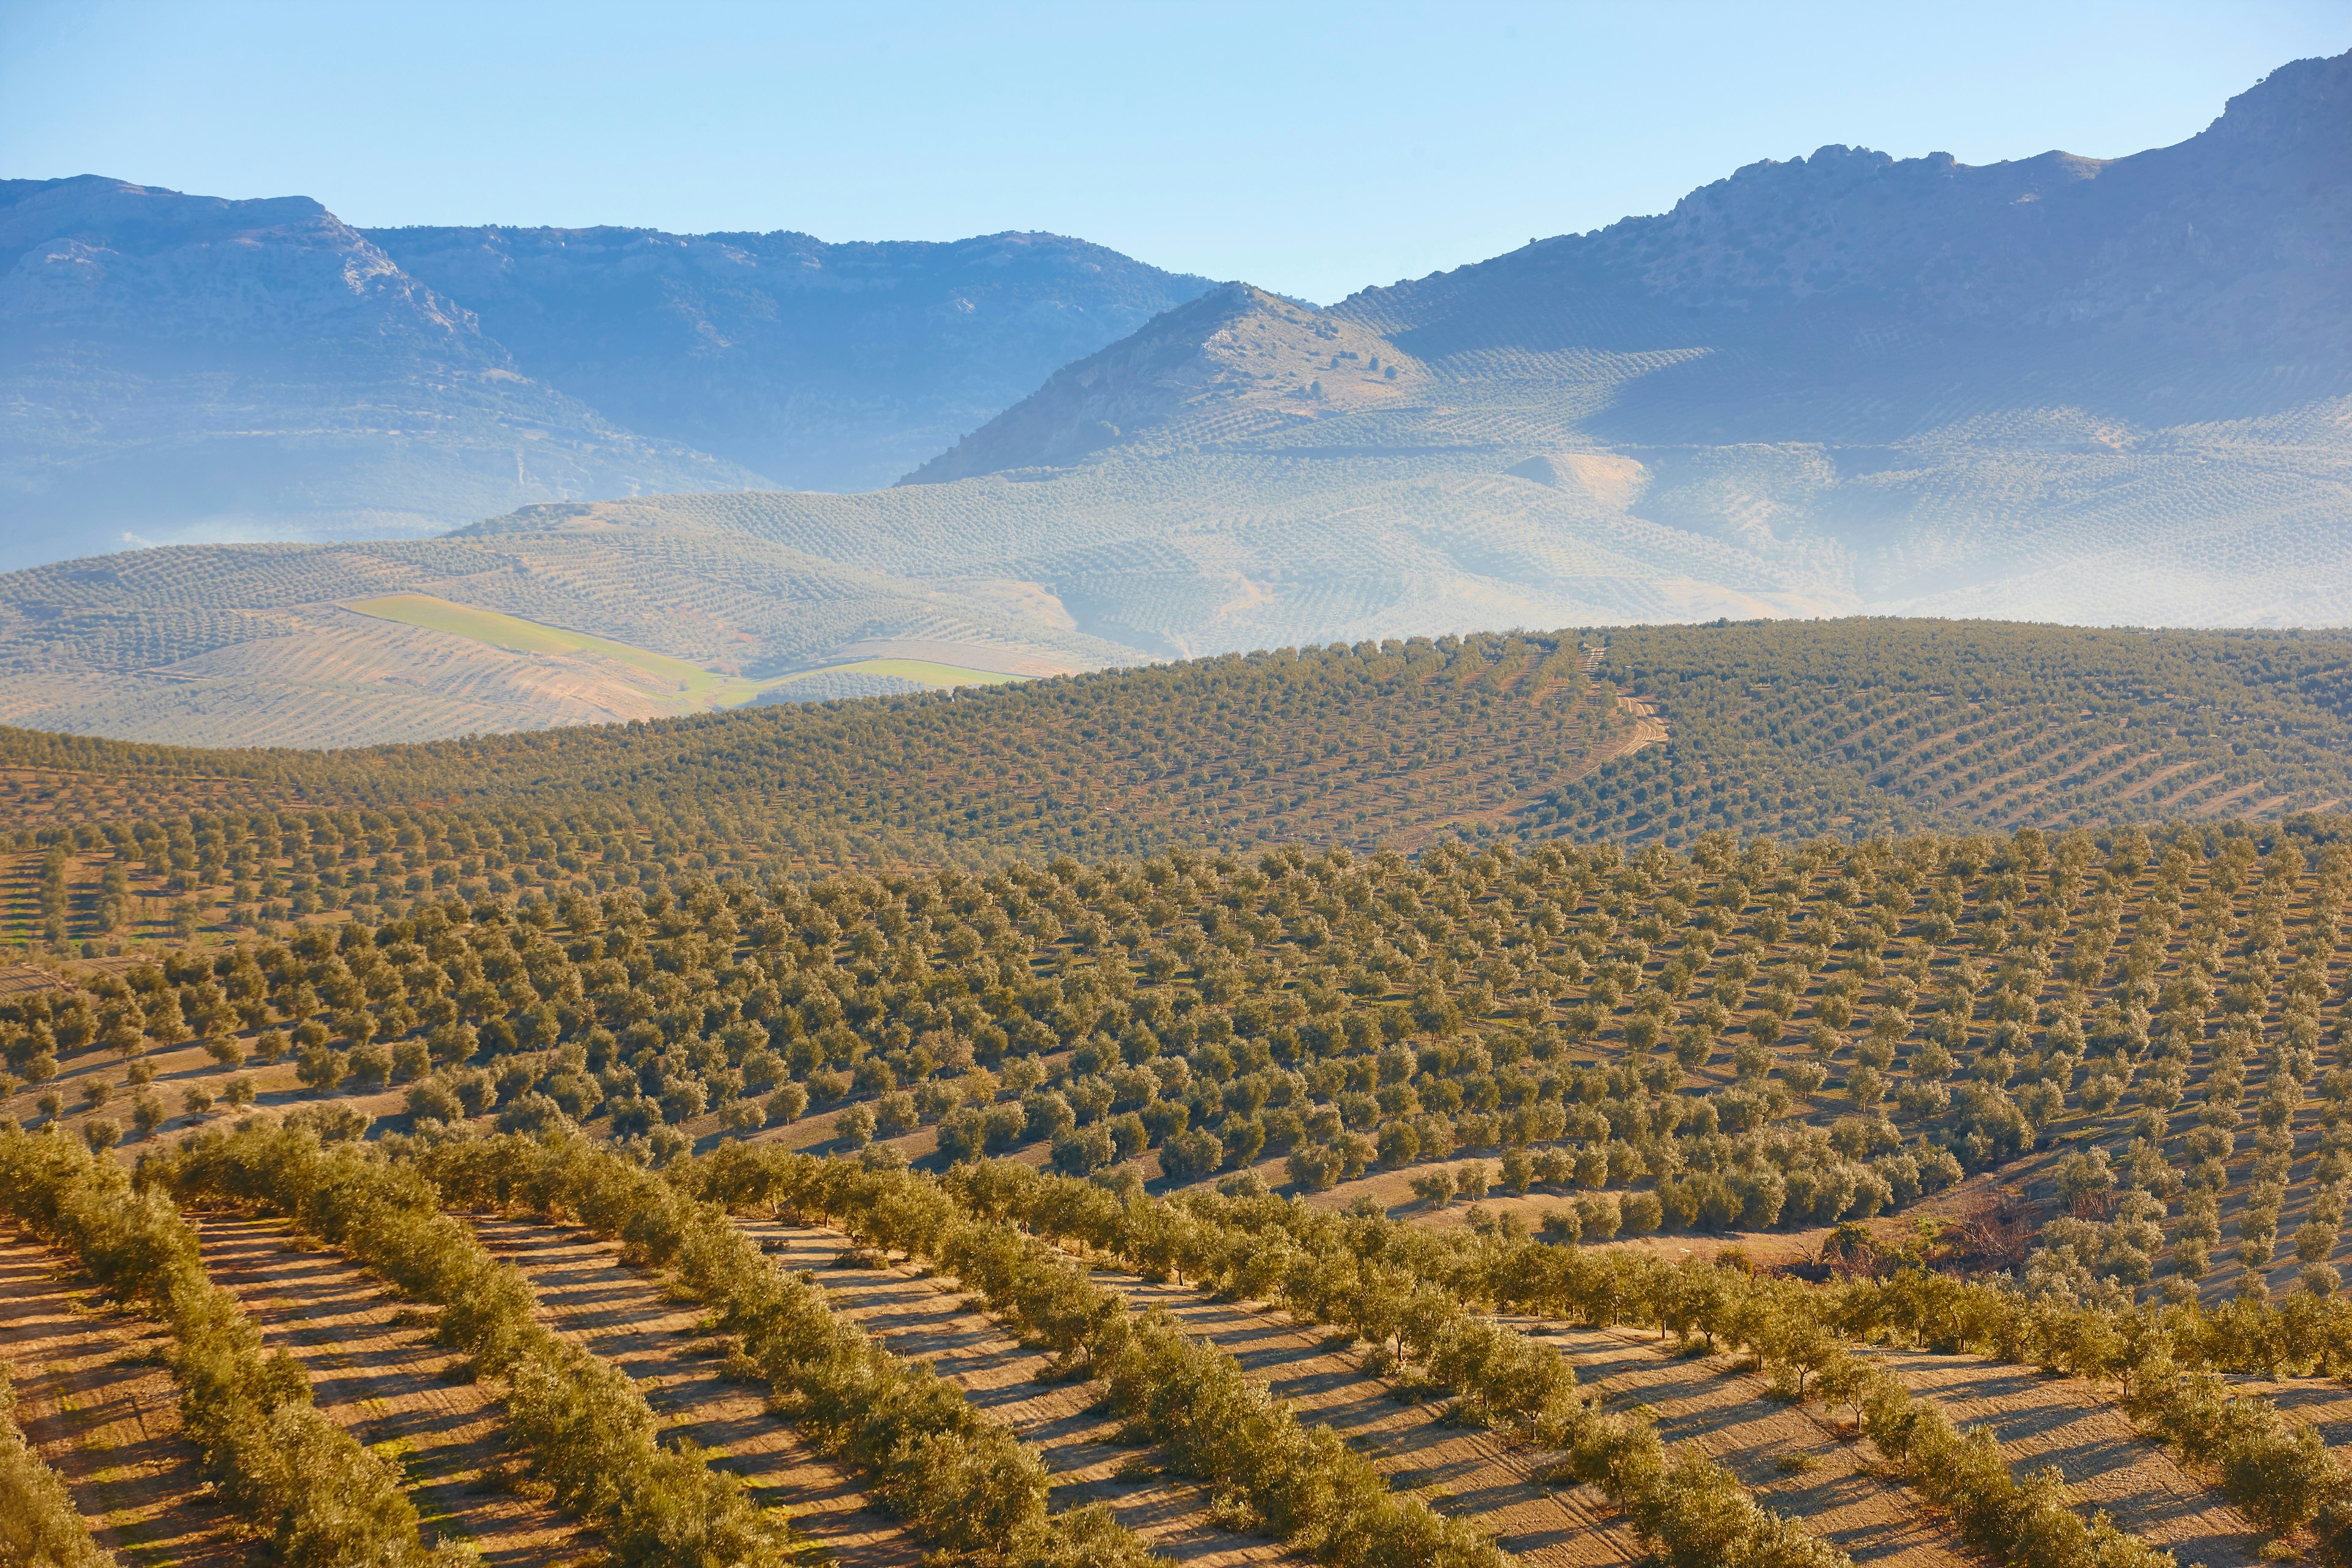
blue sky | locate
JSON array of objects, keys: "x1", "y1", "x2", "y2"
[{"x1": 4, "y1": 0, "x2": 2345, "y2": 304}]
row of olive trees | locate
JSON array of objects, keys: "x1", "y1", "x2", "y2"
[
  {"x1": 154, "y1": 1118, "x2": 801, "y2": 1568},
  {"x1": 0, "y1": 1360, "x2": 116, "y2": 1568},
  {"x1": 399, "y1": 1129, "x2": 1159, "y2": 1567},
  {"x1": 689, "y1": 1142, "x2": 1523, "y2": 1568},
  {"x1": 691, "y1": 1144, "x2": 1879, "y2": 1568},
  {"x1": 901, "y1": 1160, "x2": 2305, "y2": 1559},
  {"x1": 0, "y1": 1125, "x2": 450, "y2": 1567}
]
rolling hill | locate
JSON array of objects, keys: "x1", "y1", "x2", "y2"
[{"x1": 2, "y1": 620, "x2": 2349, "y2": 868}]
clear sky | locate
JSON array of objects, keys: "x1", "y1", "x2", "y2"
[{"x1": 3, "y1": 0, "x2": 2345, "y2": 304}]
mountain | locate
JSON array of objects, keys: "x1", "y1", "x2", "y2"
[
  {"x1": 904, "y1": 282, "x2": 1420, "y2": 482},
  {"x1": 0, "y1": 176, "x2": 1209, "y2": 569},
  {"x1": 1335, "y1": 48, "x2": 2352, "y2": 437},
  {"x1": 1, "y1": 51, "x2": 2345, "y2": 745},
  {"x1": 0, "y1": 176, "x2": 762, "y2": 569},
  {"x1": 883, "y1": 49, "x2": 2352, "y2": 629},
  {"x1": 366, "y1": 224, "x2": 1212, "y2": 491}
]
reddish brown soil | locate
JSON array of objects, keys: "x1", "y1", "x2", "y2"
[
  {"x1": 466, "y1": 1213, "x2": 924, "y2": 1568},
  {"x1": 1864, "y1": 1344, "x2": 2263, "y2": 1567},
  {"x1": 740, "y1": 1218, "x2": 1297, "y2": 1566},
  {"x1": 189, "y1": 1212, "x2": 597, "y2": 1565},
  {"x1": 0, "y1": 1230, "x2": 243, "y2": 1566},
  {"x1": 743, "y1": 1218, "x2": 1605, "y2": 1563}
]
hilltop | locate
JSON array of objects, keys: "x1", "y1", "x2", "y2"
[{"x1": 905, "y1": 282, "x2": 1425, "y2": 483}]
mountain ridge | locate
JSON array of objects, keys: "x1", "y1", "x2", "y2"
[
  {"x1": 0, "y1": 49, "x2": 2346, "y2": 744},
  {"x1": 0, "y1": 174, "x2": 766, "y2": 568},
  {"x1": 0, "y1": 176, "x2": 1211, "y2": 567},
  {"x1": 366, "y1": 221, "x2": 1213, "y2": 491}
]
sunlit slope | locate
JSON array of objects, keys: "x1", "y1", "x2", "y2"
[
  {"x1": 2, "y1": 623, "x2": 2351, "y2": 875},
  {"x1": 0, "y1": 532, "x2": 1124, "y2": 745},
  {"x1": 342, "y1": 593, "x2": 1021, "y2": 715}
]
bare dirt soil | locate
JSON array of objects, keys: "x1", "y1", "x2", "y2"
[
  {"x1": 466, "y1": 1213, "x2": 925, "y2": 1568},
  {"x1": 189, "y1": 1212, "x2": 597, "y2": 1566},
  {"x1": 1862, "y1": 1344, "x2": 2264, "y2": 1567},
  {"x1": 1526, "y1": 1322, "x2": 1968, "y2": 1566},
  {"x1": 0, "y1": 1230, "x2": 244, "y2": 1567},
  {"x1": 745, "y1": 1218, "x2": 1619, "y2": 1565},
  {"x1": 739, "y1": 1217, "x2": 1298, "y2": 1567}
]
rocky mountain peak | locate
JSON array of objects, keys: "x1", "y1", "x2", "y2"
[{"x1": 900, "y1": 282, "x2": 1420, "y2": 483}]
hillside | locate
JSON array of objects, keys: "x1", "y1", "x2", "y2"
[
  {"x1": 6, "y1": 619, "x2": 2352, "y2": 1563},
  {"x1": 0, "y1": 176, "x2": 763, "y2": 569},
  {"x1": 369, "y1": 224, "x2": 1212, "y2": 491},
  {"x1": 4, "y1": 50, "x2": 2348, "y2": 741},
  {"x1": 876, "y1": 50, "x2": 2352, "y2": 634},
  {"x1": 1, "y1": 622, "x2": 2350, "y2": 873},
  {"x1": 0, "y1": 178, "x2": 1206, "y2": 568},
  {"x1": 0, "y1": 524, "x2": 1144, "y2": 747},
  {"x1": 5, "y1": 690, "x2": 2352, "y2": 1479},
  {"x1": 905, "y1": 282, "x2": 1425, "y2": 483}
]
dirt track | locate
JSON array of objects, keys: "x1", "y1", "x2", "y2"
[{"x1": 0, "y1": 1230, "x2": 243, "y2": 1566}]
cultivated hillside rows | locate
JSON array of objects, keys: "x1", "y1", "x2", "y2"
[
  {"x1": 6, "y1": 625, "x2": 2352, "y2": 910},
  {"x1": 187, "y1": 1212, "x2": 599, "y2": 1561},
  {"x1": 725, "y1": 1166, "x2": 2258, "y2": 1565},
  {"x1": 464, "y1": 1216, "x2": 926, "y2": 1567},
  {"x1": 737, "y1": 1218, "x2": 1298, "y2": 1564},
  {"x1": 7, "y1": 810, "x2": 2352, "y2": 1317},
  {"x1": 0, "y1": 526, "x2": 1141, "y2": 745},
  {"x1": 0, "y1": 1232, "x2": 243, "y2": 1566}
]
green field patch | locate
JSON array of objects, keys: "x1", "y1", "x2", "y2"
[
  {"x1": 763, "y1": 658, "x2": 1025, "y2": 692},
  {"x1": 345, "y1": 593, "x2": 1022, "y2": 709}
]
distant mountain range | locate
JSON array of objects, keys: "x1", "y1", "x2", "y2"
[
  {"x1": 0, "y1": 182, "x2": 1208, "y2": 567},
  {"x1": 0, "y1": 47, "x2": 2345, "y2": 744},
  {"x1": 366, "y1": 224, "x2": 1213, "y2": 492}
]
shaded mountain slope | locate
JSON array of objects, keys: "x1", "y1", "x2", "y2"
[
  {"x1": 0, "y1": 176, "x2": 760, "y2": 568},
  {"x1": 864, "y1": 49, "x2": 2352, "y2": 636},
  {"x1": 1333, "y1": 48, "x2": 2352, "y2": 439},
  {"x1": 369, "y1": 224, "x2": 1212, "y2": 491}
]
